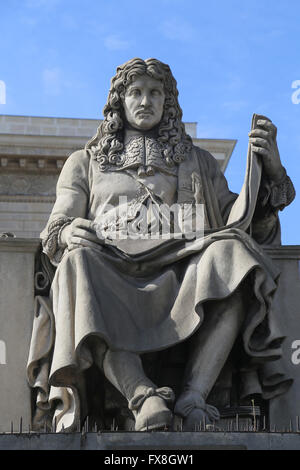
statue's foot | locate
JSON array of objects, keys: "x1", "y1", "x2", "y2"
[
  {"x1": 135, "y1": 395, "x2": 173, "y2": 431},
  {"x1": 174, "y1": 390, "x2": 220, "y2": 431},
  {"x1": 128, "y1": 386, "x2": 175, "y2": 432},
  {"x1": 179, "y1": 408, "x2": 211, "y2": 431}
]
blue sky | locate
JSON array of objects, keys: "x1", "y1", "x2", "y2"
[{"x1": 0, "y1": 0, "x2": 299, "y2": 244}]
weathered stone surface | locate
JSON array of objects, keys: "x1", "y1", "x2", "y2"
[
  {"x1": 0, "y1": 174, "x2": 57, "y2": 196},
  {"x1": 264, "y1": 247, "x2": 300, "y2": 431},
  {"x1": 0, "y1": 239, "x2": 40, "y2": 433},
  {"x1": 0, "y1": 431, "x2": 300, "y2": 450}
]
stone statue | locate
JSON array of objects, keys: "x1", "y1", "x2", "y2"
[{"x1": 27, "y1": 58, "x2": 295, "y2": 432}]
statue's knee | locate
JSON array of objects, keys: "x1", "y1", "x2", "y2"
[{"x1": 62, "y1": 246, "x2": 92, "y2": 264}]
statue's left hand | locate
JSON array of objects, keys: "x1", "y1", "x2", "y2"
[{"x1": 248, "y1": 119, "x2": 286, "y2": 182}]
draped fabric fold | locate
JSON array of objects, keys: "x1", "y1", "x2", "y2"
[{"x1": 27, "y1": 296, "x2": 81, "y2": 432}]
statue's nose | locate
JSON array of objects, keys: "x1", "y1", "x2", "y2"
[{"x1": 140, "y1": 93, "x2": 151, "y2": 106}]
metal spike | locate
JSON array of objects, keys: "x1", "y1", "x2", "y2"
[
  {"x1": 19, "y1": 417, "x2": 22, "y2": 434},
  {"x1": 53, "y1": 416, "x2": 57, "y2": 433},
  {"x1": 236, "y1": 414, "x2": 239, "y2": 432},
  {"x1": 251, "y1": 399, "x2": 256, "y2": 432},
  {"x1": 297, "y1": 416, "x2": 300, "y2": 433},
  {"x1": 10, "y1": 421, "x2": 13, "y2": 434},
  {"x1": 290, "y1": 420, "x2": 293, "y2": 433}
]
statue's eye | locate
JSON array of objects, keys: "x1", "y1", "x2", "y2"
[
  {"x1": 151, "y1": 89, "x2": 161, "y2": 96},
  {"x1": 131, "y1": 89, "x2": 141, "y2": 97}
]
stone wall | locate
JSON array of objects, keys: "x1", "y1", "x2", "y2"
[{"x1": 0, "y1": 238, "x2": 40, "y2": 433}]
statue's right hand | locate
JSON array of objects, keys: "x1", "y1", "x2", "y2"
[{"x1": 59, "y1": 217, "x2": 104, "y2": 250}]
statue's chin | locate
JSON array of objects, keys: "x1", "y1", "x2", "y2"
[
  {"x1": 130, "y1": 122, "x2": 156, "y2": 131},
  {"x1": 126, "y1": 116, "x2": 161, "y2": 132}
]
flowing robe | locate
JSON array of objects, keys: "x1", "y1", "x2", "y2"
[{"x1": 27, "y1": 137, "x2": 295, "y2": 431}]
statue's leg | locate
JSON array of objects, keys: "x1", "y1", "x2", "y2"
[
  {"x1": 102, "y1": 350, "x2": 175, "y2": 431},
  {"x1": 175, "y1": 287, "x2": 245, "y2": 430}
]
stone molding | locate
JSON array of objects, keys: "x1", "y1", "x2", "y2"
[
  {"x1": 0, "y1": 238, "x2": 40, "y2": 253},
  {"x1": 0, "y1": 195, "x2": 56, "y2": 202},
  {"x1": 263, "y1": 246, "x2": 300, "y2": 259},
  {"x1": 193, "y1": 138, "x2": 237, "y2": 172}
]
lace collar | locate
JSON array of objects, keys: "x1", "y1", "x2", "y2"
[{"x1": 100, "y1": 128, "x2": 178, "y2": 176}]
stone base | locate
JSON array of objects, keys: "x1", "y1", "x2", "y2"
[{"x1": 0, "y1": 431, "x2": 300, "y2": 450}]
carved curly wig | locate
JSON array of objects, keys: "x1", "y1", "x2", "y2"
[{"x1": 85, "y1": 58, "x2": 193, "y2": 170}]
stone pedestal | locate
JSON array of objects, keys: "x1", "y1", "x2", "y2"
[
  {"x1": 0, "y1": 431, "x2": 300, "y2": 450},
  {"x1": 265, "y1": 247, "x2": 300, "y2": 431},
  {"x1": 0, "y1": 238, "x2": 39, "y2": 433}
]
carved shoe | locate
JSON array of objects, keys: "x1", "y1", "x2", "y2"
[
  {"x1": 129, "y1": 386, "x2": 175, "y2": 432},
  {"x1": 174, "y1": 390, "x2": 220, "y2": 431}
]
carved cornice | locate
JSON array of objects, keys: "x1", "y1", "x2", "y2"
[
  {"x1": 263, "y1": 246, "x2": 300, "y2": 260},
  {"x1": 0, "y1": 238, "x2": 40, "y2": 253},
  {"x1": 193, "y1": 138, "x2": 237, "y2": 172},
  {"x1": 0, "y1": 195, "x2": 56, "y2": 202},
  {"x1": 0, "y1": 134, "x2": 74, "y2": 173}
]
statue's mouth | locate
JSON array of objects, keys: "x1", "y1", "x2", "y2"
[{"x1": 136, "y1": 110, "x2": 154, "y2": 116}]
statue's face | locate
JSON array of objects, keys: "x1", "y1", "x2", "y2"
[{"x1": 122, "y1": 74, "x2": 165, "y2": 131}]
